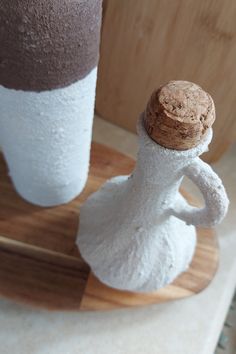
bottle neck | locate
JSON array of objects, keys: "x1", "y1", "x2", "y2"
[
  {"x1": 132, "y1": 114, "x2": 212, "y2": 189},
  {"x1": 131, "y1": 145, "x2": 185, "y2": 196}
]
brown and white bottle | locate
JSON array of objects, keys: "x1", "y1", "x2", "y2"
[{"x1": 0, "y1": 0, "x2": 102, "y2": 206}]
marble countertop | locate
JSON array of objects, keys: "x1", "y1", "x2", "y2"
[{"x1": 0, "y1": 116, "x2": 235, "y2": 354}]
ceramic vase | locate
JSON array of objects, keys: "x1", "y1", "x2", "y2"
[{"x1": 76, "y1": 116, "x2": 229, "y2": 292}]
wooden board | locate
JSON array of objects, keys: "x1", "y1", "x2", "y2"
[
  {"x1": 96, "y1": 0, "x2": 236, "y2": 162},
  {"x1": 0, "y1": 143, "x2": 219, "y2": 311}
]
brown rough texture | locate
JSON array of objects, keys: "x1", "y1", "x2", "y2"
[
  {"x1": 0, "y1": 0, "x2": 102, "y2": 92},
  {"x1": 143, "y1": 81, "x2": 216, "y2": 150}
]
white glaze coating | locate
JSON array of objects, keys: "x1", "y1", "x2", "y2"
[
  {"x1": 0, "y1": 67, "x2": 97, "y2": 206},
  {"x1": 77, "y1": 116, "x2": 229, "y2": 292}
]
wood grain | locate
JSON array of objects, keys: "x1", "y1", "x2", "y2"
[
  {"x1": 0, "y1": 143, "x2": 218, "y2": 310},
  {"x1": 0, "y1": 236, "x2": 89, "y2": 310},
  {"x1": 96, "y1": 0, "x2": 236, "y2": 162}
]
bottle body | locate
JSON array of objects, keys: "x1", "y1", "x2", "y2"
[
  {"x1": 0, "y1": 0, "x2": 102, "y2": 206},
  {"x1": 0, "y1": 68, "x2": 97, "y2": 206},
  {"x1": 77, "y1": 119, "x2": 206, "y2": 291}
]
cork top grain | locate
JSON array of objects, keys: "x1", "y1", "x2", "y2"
[{"x1": 144, "y1": 81, "x2": 215, "y2": 150}]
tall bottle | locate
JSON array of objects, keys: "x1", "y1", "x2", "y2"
[{"x1": 0, "y1": 0, "x2": 102, "y2": 206}]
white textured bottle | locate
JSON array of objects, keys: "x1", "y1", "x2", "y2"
[{"x1": 77, "y1": 81, "x2": 229, "y2": 292}]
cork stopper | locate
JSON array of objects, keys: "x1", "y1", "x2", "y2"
[{"x1": 143, "y1": 81, "x2": 215, "y2": 150}]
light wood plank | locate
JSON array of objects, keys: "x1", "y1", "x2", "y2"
[{"x1": 96, "y1": 0, "x2": 236, "y2": 161}]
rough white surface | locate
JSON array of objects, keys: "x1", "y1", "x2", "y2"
[
  {"x1": 0, "y1": 67, "x2": 97, "y2": 206},
  {"x1": 77, "y1": 117, "x2": 228, "y2": 292}
]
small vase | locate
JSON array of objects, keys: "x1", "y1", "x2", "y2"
[{"x1": 77, "y1": 115, "x2": 229, "y2": 292}]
